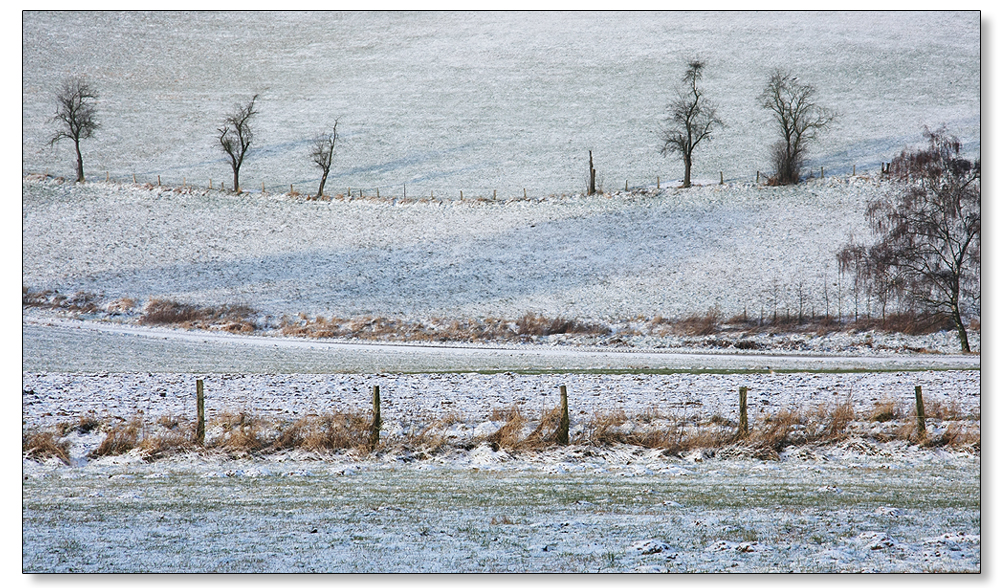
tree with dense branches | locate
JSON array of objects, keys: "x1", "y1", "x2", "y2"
[
  {"x1": 759, "y1": 70, "x2": 835, "y2": 185},
  {"x1": 49, "y1": 77, "x2": 99, "y2": 183},
  {"x1": 217, "y1": 94, "x2": 260, "y2": 193},
  {"x1": 838, "y1": 128, "x2": 980, "y2": 352},
  {"x1": 660, "y1": 59, "x2": 724, "y2": 188}
]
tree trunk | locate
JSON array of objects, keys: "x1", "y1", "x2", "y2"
[
  {"x1": 317, "y1": 170, "x2": 329, "y2": 199},
  {"x1": 951, "y1": 304, "x2": 971, "y2": 353},
  {"x1": 683, "y1": 153, "x2": 692, "y2": 188},
  {"x1": 232, "y1": 168, "x2": 240, "y2": 193},
  {"x1": 74, "y1": 138, "x2": 85, "y2": 183}
]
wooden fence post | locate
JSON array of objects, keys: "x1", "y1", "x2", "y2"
[
  {"x1": 738, "y1": 386, "x2": 749, "y2": 439},
  {"x1": 914, "y1": 385, "x2": 926, "y2": 438},
  {"x1": 195, "y1": 379, "x2": 205, "y2": 445},
  {"x1": 133, "y1": 173, "x2": 137, "y2": 184},
  {"x1": 556, "y1": 385, "x2": 569, "y2": 445},
  {"x1": 493, "y1": 189, "x2": 497, "y2": 201},
  {"x1": 720, "y1": 171, "x2": 724, "y2": 185},
  {"x1": 157, "y1": 175, "x2": 161, "y2": 187},
  {"x1": 209, "y1": 179, "x2": 212, "y2": 190},
  {"x1": 657, "y1": 176, "x2": 660, "y2": 189},
  {"x1": 370, "y1": 385, "x2": 382, "y2": 449}
]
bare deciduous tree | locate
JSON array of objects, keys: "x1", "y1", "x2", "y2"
[
  {"x1": 660, "y1": 59, "x2": 723, "y2": 188},
  {"x1": 758, "y1": 70, "x2": 834, "y2": 185},
  {"x1": 310, "y1": 119, "x2": 339, "y2": 199},
  {"x1": 217, "y1": 94, "x2": 260, "y2": 193},
  {"x1": 49, "y1": 78, "x2": 99, "y2": 183},
  {"x1": 837, "y1": 128, "x2": 980, "y2": 352}
]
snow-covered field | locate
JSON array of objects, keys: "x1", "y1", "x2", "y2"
[
  {"x1": 21, "y1": 11, "x2": 982, "y2": 574},
  {"x1": 22, "y1": 447, "x2": 980, "y2": 573},
  {"x1": 21, "y1": 175, "x2": 983, "y2": 342},
  {"x1": 22, "y1": 12, "x2": 980, "y2": 196},
  {"x1": 22, "y1": 369, "x2": 980, "y2": 573}
]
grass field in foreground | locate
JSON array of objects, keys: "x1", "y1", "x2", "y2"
[{"x1": 22, "y1": 455, "x2": 979, "y2": 573}]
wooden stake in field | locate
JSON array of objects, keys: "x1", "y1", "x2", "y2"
[
  {"x1": 738, "y1": 386, "x2": 749, "y2": 439},
  {"x1": 914, "y1": 385, "x2": 926, "y2": 438},
  {"x1": 195, "y1": 379, "x2": 205, "y2": 446},
  {"x1": 556, "y1": 385, "x2": 570, "y2": 445},
  {"x1": 370, "y1": 385, "x2": 382, "y2": 449}
]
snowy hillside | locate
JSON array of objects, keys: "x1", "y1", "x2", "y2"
[{"x1": 22, "y1": 175, "x2": 892, "y2": 324}]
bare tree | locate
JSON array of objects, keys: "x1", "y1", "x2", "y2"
[
  {"x1": 310, "y1": 119, "x2": 339, "y2": 199},
  {"x1": 49, "y1": 77, "x2": 99, "y2": 183},
  {"x1": 758, "y1": 70, "x2": 834, "y2": 185},
  {"x1": 217, "y1": 94, "x2": 260, "y2": 193},
  {"x1": 660, "y1": 59, "x2": 723, "y2": 188},
  {"x1": 838, "y1": 128, "x2": 980, "y2": 352}
]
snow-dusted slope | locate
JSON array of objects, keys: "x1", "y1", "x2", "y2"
[{"x1": 23, "y1": 176, "x2": 891, "y2": 323}]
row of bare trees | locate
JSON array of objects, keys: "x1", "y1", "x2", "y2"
[
  {"x1": 659, "y1": 59, "x2": 834, "y2": 188},
  {"x1": 49, "y1": 80, "x2": 338, "y2": 199}
]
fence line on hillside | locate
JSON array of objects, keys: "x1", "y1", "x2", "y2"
[{"x1": 32, "y1": 161, "x2": 887, "y2": 203}]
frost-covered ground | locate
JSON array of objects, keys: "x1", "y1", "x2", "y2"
[
  {"x1": 20, "y1": 370, "x2": 981, "y2": 432},
  {"x1": 22, "y1": 370, "x2": 980, "y2": 573},
  {"x1": 22, "y1": 448, "x2": 980, "y2": 573},
  {"x1": 22, "y1": 12, "x2": 980, "y2": 196},
  {"x1": 20, "y1": 175, "x2": 981, "y2": 354}
]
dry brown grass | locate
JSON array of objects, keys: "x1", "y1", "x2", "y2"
[
  {"x1": 22, "y1": 288, "x2": 102, "y2": 313},
  {"x1": 23, "y1": 430, "x2": 71, "y2": 464},
  {"x1": 31, "y1": 392, "x2": 980, "y2": 464},
  {"x1": 585, "y1": 409, "x2": 630, "y2": 445},
  {"x1": 140, "y1": 298, "x2": 256, "y2": 332},
  {"x1": 487, "y1": 404, "x2": 530, "y2": 449},
  {"x1": 274, "y1": 412, "x2": 372, "y2": 453},
  {"x1": 90, "y1": 418, "x2": 142, "y2": 458},
  {"x1": 210, "y1": 411, "x2": 269, "y2": 454},
  {"x1": 56, "y1": 412, "x2": 102, "y2": 436},
  {"x1": 869, "y1": 399, "x2": 899, "y2": 422},
  {"x1": 676, "y1": 306, "x2": 722, "y2": 336}
]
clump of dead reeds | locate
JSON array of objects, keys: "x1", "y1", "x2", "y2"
[
  {"x1": 274, "y1": 411, "x2": 372, "y2": 453},
  {"x1": 676, "y1": 306, "x2": 722, "y2": 336},
  {"x1": 89, "y1": 417, "x2": 143, "y2": 458},
  {"x1": 487, "y1": 404, "x2": 530, "y2": 449},
  {"x1": 210, "y1": 411, "x2": 269, "y2": 454},
  {"x1": 23, "y1": 430, "x2": 71, "y2": 464},
  {"x1": 140, "y1": 298, "x2": 256, "y2": 332}
]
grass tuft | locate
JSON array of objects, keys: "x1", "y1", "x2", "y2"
[{"x1": 23, "y1": 430, "x2": 71, "y2": 464}]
